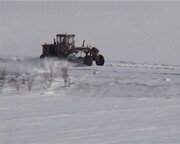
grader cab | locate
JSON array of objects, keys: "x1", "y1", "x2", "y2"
[{"x1": 40, "y1": 33, "x2": 105, "y2": 66}]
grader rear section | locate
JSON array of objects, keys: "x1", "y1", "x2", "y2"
[{"x1": 40, "y1": 33, "x2": 105, "y2": 66}]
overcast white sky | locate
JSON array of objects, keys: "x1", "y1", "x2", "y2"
[{"x1": 0, "y1": 1, "x2": 180, "y2": 65}]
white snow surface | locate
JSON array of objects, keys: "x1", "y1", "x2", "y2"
[{"x1": 1, "y1": 57, "x2": 180, "y2": 144}]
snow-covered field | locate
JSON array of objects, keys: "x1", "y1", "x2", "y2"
[{"x1": 1, "y1": 57, "x2": 180, "y2": 144}]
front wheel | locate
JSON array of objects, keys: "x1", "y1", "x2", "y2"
[
  {"x1": 96, "y1": 55, "x2": 105, "y2": 66},
  {"x1": 84, "y1": 56, "x2": 93, "y2": 66}
]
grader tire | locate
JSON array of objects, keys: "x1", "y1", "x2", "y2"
[
  {"x1": 96, "y1": 55, "x2": 105, "y2": 66},
  {"x1": 40, "y1": 55, "x2": 45, "y2": 58},
  {"x1": 84, "y1": 56, "x2": 93, "y2": 66}
]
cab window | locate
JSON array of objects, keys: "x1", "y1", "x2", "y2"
[
  {"x1": 68, "y1": 37, "x2": 74, "y2": 44},
  {"x1": 57, "y1": 36, "x2": 61, "y2": 44},
  {"x1": 60, "y1": 36, "x2": 66, "y2": 43}
]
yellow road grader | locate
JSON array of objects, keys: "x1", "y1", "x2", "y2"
[{"x1": 40, "y1": 33, "x2": 105, "y2": 66}]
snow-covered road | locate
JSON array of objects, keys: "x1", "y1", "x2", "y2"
[{"x1": 1, "y1": 59, "x2": 180, "y2": 144}]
